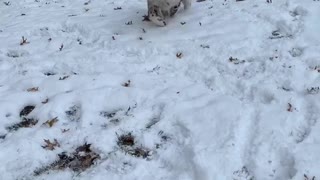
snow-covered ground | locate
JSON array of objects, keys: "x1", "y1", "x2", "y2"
[{"x1": 0, "y1": 0, "x2": 319, "y2": 179}]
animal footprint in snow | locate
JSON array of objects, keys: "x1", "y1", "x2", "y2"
[
  {"x1": 233, "y1": 166, "x2": 255, "y2": 180},
  {"x1": 66, "y1": 105, "x2": 81, "y2": 122},
  {"x1": 289, "y1": 47, "x2": 303, "y2": 57}
]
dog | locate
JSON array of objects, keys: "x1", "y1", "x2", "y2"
[{"x1": 147, "y1": 0, "x2": 191, "y2": 26}]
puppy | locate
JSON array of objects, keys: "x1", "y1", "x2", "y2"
[{"x1": 147, "y1": 0, "x2": 191, "y2": 26}]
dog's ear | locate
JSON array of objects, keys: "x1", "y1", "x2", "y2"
[{"x1": 182, "y1": 0, "x2": 191, "y2": 9}]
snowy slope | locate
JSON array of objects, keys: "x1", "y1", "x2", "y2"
[{"x1": 0, "y1": 0, "x2": 320, "y2": 179}]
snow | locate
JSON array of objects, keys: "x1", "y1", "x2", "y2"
[{"x1": 0, "y1": 0, "x2": 319, "y2": 179}]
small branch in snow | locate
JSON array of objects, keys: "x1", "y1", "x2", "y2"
[
  {"x1": 59, "y1": 75, "x2": 69, "y2": 80},
  {"x1": 125, "y1": 21, "x2": 133, "y2": 25},
  {"x1": 59, "y1": 44, "x2": 64, "y2": 51},
  {"x1": 287, "y1": 103, "x2": 293, "y2": 112},
  {"x1": 3, "y1": 1, "x2": 10, "y2": 6},
  {"x1": 114, "y1": 7, "x2": 122, "y2": 10},
  {"x1": 229, "y1": 57, "x2": 245, "y2": 64},
  {"x1": 122, "y1": 80, "x2": 131, "y2": 87},
  {"x1": 200, "y1": 44, "x2": 210, "y2": 49},
  {"x1": 20, "y1": 36, "x2": 30, "y2": 46},
  {"x1": 176, "y1": 52, "x2": 183, "y2": 59}
]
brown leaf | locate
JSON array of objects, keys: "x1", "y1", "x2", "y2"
[
  {"x1": 27, "y1": 87, "x2": 39, "y2": 92},
  {"x1": 42, "y1": 139, "x2": 60, "y2": 151},
  {"x1": 43, "y1": 117, "x2": 58, "y2": 127}
]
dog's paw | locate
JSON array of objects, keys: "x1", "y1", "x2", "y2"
[{"x1": 149, "y1": 15, "x2": 167, "y2": 26}]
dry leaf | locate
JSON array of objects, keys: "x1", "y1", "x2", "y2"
[
  {"x1": 43, "y1": 117, "x2": 58, "y2": 127},
  {"x1": 27, "y1": 87, "x2": 39, "y2": 92},
  {"x1": 42, "y1": 139, "x2": 60, "y2": 151}
]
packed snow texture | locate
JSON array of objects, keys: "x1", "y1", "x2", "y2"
[{"x1": 0, "y1": 0, "x2": 319, "y2": 180}]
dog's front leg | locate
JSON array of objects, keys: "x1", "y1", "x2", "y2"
[
  {"x1": 148, "y1": 5, "x2": 167, "y2": 26},
  {"x1": 182, "y1": 0, "x2": 191, "y2": 9}
]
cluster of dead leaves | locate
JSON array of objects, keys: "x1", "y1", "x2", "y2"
[
  {"x1": 34, "y1": 143, "x2": 100, "y2": 175},
  {"x1": 6, "y1": 105, "x2": 38, "y2": 131},
  {"x1": 117, "y1": 133, "x2": 151, "y2": 159}
]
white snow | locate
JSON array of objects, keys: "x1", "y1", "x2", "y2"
[{"x1": 0, "y1": 0, "x2": 320, "y2": 179}]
